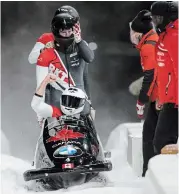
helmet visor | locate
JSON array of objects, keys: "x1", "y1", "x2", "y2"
[
  {"x1": 62, "y1": 95, "x2": 85, "y2": 109},
  {"x1": 53, "y1": 17, "x2": 75, "y2": 30}
]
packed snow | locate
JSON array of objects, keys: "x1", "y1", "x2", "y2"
[{"x1": 1, "y1": 124, "x2": 145, "y2": 194}]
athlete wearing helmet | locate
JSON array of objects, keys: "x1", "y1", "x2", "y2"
[
  {"x1": 29, "y1": 5, "x2": 94, "y2": 126},
  {"x1": 54, "y1": 5, "x2": 80, "y2": 21},
  {"x1": 60, "y1": 87, "x2": 87, "y2": 116},
  {"x1": 31, "y1": 74, "x2": 104, "y2": 171},
  {"x1": 31, "y1": 74, "x2": 87, "y2": 118},
  {"x1": 28, "y1": 5, "x2": 82, "y2": 64}
]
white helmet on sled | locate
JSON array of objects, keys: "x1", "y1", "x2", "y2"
[{"x1": 60, "y1": 87, "x2": 87, "y2": 115}]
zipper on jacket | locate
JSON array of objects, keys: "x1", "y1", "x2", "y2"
[
  {"x1": 165, "y1": 73, "x2": 171, "y2": 95},
  {"x1": 65, "y1": 49, "x2": 71, "y2": 88}
]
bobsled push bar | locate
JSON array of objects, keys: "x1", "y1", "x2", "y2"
[{"x1": 23, "y1": 161, "x2": 112, "y2": 181}]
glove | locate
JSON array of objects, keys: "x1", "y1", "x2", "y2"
[
  {"x1": 136, "y1": 100, "x2": 145, "y2": 119},
  {"x1": 73, "y1": 22, "x2": 82, "y2": 43}
]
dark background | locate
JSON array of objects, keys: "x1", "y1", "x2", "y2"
[{"x1": 1, "y1": 1, "x2": 153, "y2": 160}]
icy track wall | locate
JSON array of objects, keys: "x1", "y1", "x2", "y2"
[
  {"x1": 106, "y1": 123, "x2": 178, "y2": 194},
  {"x1": 1, "y1": 1, "x2": 153, "y2": 161}
]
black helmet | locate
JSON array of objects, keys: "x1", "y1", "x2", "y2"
[
  {"x1": 54, "y1": 5, "x2": 80, "y2": 23},
  {"x1": 51, "y1": 13, "x2": 76, "y2": 50},
  {"x1": 51, "y1": 13, "x2": 77, "y2": 33}
]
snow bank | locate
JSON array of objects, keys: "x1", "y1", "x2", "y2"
[
  {"x1": 107, "y1": 122, "x2": 178, "y2": 194},
  {"x1": 1, "y1": 122, "x2": 177, "y2": 194},
  {"x1": 144, "y1": 154, "x2": 178, "y2": 194},
  {"x1": 107, "y1": 122, "x2": 143, "y2": 177},
  {"x1": 105, "y1": 123, "x2": 144, "y2": 187},
  {"x1": 1, "y1": 154, "x2": 32, "y2": 194},
  {"x1": 0, "y1": 122, "x2": 145, "y2": 194}
]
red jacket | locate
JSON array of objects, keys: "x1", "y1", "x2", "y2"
[
  {"x1": 136, "y1": 29, "x2": 159, "y2": 103},
  {"x1": 156, "y1": 19, "x2": 178, "y2": 105}
]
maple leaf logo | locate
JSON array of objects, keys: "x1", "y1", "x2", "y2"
[{"x1": 47, "y1": 126, "x2": 85, "y2": 143}]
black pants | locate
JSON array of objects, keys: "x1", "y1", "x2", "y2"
[
  {"x1": 142, "y1": 102, "x2": 159, "y2": 177},
  {"x1": 153, "y1": 103, "x2": 178, "y2": 154},
  {"x1": 142, "y1": 102, "x2": 178, "y2": 176}
]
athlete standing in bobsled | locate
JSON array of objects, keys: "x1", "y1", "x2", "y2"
[
  {"x1": 147, "y1": 2, "x2": 178, "y2": 154},
  {"x1": 129, "y1": 10, "x2": 160, "y2": 176},
  {"x1": 28, "y1": 5, "x2": 95, "y2": 126},
  {"x1": 28, "y1": 5, "x2": 90, "y2": 64}
]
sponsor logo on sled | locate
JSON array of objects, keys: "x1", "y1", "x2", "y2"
[
  {"x1": 46, "y1": 126, "x2": 85, "y2": 143},
  {"x1": 59, "y1": 145, "x2": 77, "y2": 155},
  {"x1": 53, "y1": 145, "x2": 82, "y2": 158}
]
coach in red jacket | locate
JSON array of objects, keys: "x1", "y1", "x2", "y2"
[
  {"x1": 148, "y1": 1, "x2": 178, "y2": 154},
  {"x1": 130, "y1": 10, "x2": 160, "y2": 176}
]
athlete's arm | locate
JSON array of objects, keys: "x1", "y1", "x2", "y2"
[
  {"x1": 28, "y1": 42, "x2": 45, "y2": 64},
  {"x1": 77, "y1": 40, "x2": 94, "y2": 63},
  {"x1": 31, "y1": 74, "x2": 62, "y2": 118}
]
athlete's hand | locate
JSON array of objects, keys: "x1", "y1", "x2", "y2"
[
  {"x1": 45, "y1": 74, "x2": 57, "y2": 83},
  {"x1": 73, "y1": 22, "x2": 82, "y2": 43}
]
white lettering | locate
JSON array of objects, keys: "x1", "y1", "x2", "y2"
[
  {"x1": 60, "y1": 8, "x2": 68, "y2": 12},
  {"x1": 49, "y1": 64, "x2": 68, "y2": 82},
  {"x1": 71, "y1": 62, "x2": 80, "y2": 67},
  {"x1": 158, "y1": 62, "x2": 165, "y2": 67},
  {"x1": 157, "y1": 51, "x2": 164, "y2": 56},
  {"x1": 70, "y1": 52, "x2": 77, "y2": 57},
  {"x1": 157, "y1": 55, "x2": 165, "y2": 62},
  {"x1": 52, "y1": 141, "x2": 81, "y2": 148}
]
